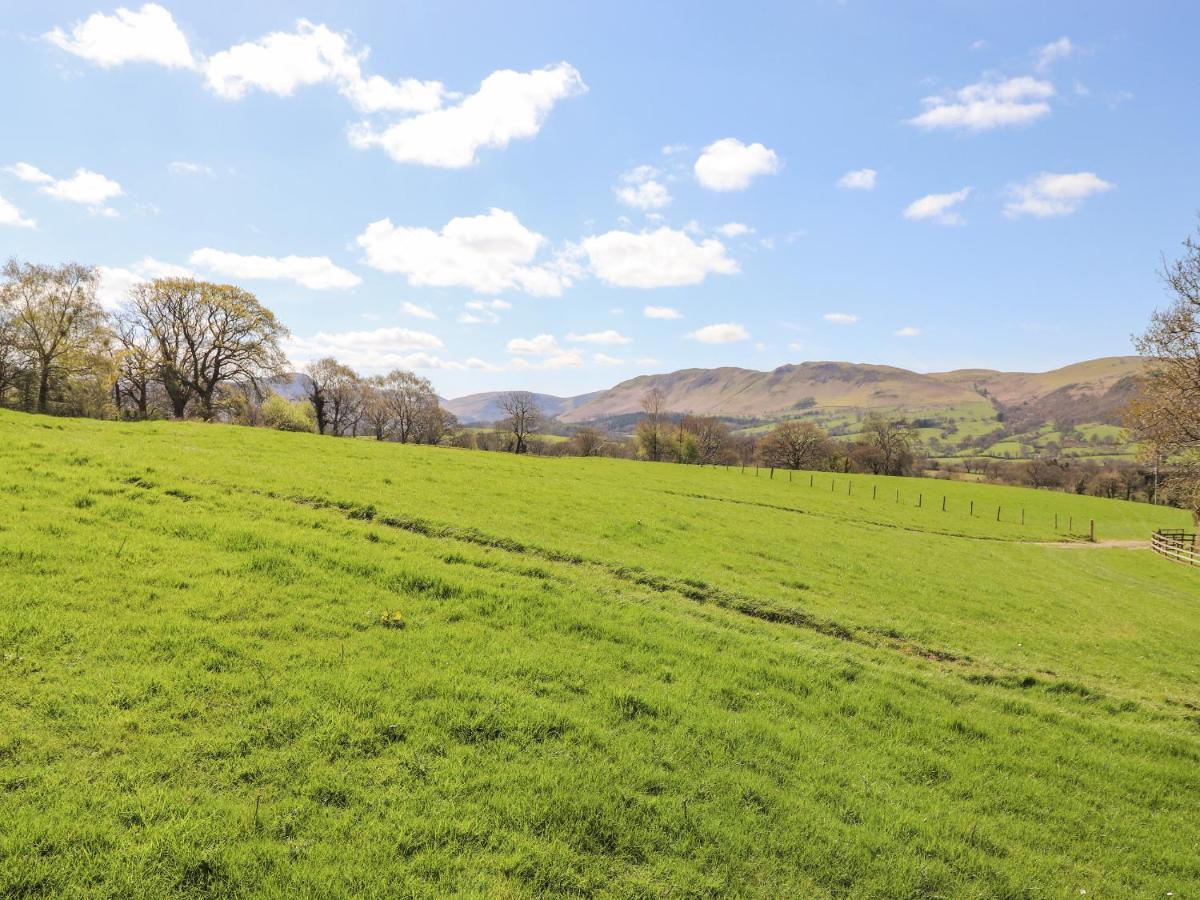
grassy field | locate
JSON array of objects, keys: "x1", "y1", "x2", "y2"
[{"x1": 1, "y1": 410, "x2": 1198, "y2": 897}]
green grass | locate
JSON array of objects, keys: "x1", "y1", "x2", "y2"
[{"x1": 1, "y1": 410, "x2": 1198, "y2": 897}]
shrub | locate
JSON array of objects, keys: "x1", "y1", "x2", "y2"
[{"x1": 261, "y1": 393, "x2": 317, "y2": 433}]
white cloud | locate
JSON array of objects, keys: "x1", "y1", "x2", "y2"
[
  {"x1": 970, "y1": 39, "x2": 988, "y2": 51},
  {"x1": 582, "y1": 227, "x2": 738, "y2": 289},
  {"x1": 717, "y1": 222, "x2": 753, "y2": 237},
  {"x1": 615, "y1": 165, "x2": 671, "y2": 210},
  {"x1": 284, "y1": 326, "x2": 450, "y2": 372},
  {"x1": 593, "y1": 353, "x2": 626, "y2": 366},
  {"x1": 694, "y1": 138, "x2": 781, "y2": 191},
  {"x1": 903, "y1": 187, "x2": 971, "y2": 225},
  {"x1": 95, "y1": 256, "x2": 194, "y2": 309},
  {"x1": 458, "y1": 298, "x2": 511, "y2": 324},
  {"x1": 0, "y1": 195, "x2": 35, "y2": 229},
  {"x1": 823, "y1": 313, "x2": 859, "y2": 325},
  {"x1": 644, "y1": 305, "x2": 683, "y2": 319},
  {"x1": 566, "y1": 329, "x2": 631, "y2": 345},
  {"x1": 16, "y1": 166, "x2": 124, "y2": 208},
  {"x1": 837, "y1": 168, "x2": 877, "y2": 190},
  {"x1": 661, "y1": 143, "x2": 688, "y2": 156},
  {"x1": 908, "y1": 76, "x2": 1054, "y2": 132},
  {"x1": 687, "y1": 322, "x2": 749, "y2": 344},
  {"x1": 401, "y1": 301, "x2": 437, "y2": 320},
  {"x1": 203, "y1": 19, "x2": 448, "y2": 114},
  {"x1": 1003, "y1": 172, "x2": 1113, "y2": 218},
  {"x1": 348, "y1": 62, "x2": 586, "y2": 168},
  {"x1": 1036, "y1": 37, "x2": 1075, "y2": 70},
  {"x1": 506, "y1": 333, "x2": 562, "y2": 356},
  {"x1": 168, "y1": 161, "x2": 213, "y2": 176},
  {"x1": 45, "y1": 3, "x2": 195, "y2": 69},
  {"x1": 895, "y1": 326, "x2": 921, "y2": 337},
  {"x1": 356, "y1": 208, "x2": 572, "y2": 297},
  {"x1": 189, "y1": 248, "x2": 361, "y2": 290},
  {"x1": 7, "y1": 162, "x2": 53, "y2": 184},
  {"x1": 504, "y1": 333, "x2": 583, "y2": 369}
]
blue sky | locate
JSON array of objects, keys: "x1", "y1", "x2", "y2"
[{"x1": 2, "y1": 1, "x2": 1197, "y2": 398}]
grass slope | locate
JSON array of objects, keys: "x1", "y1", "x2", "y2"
[{"x1": 1, "y1": 411, "x2": 1198, "y2": 897}]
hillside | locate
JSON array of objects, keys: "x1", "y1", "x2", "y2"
[
  {"x1": 555, "y1": 356, "x2": 1146, "y2": 423},
  {"x1": 443, "y1": 390, "x2": 603, "y2": 424},
  {"x1": 1, "y1": 410, "x2": 1197, "y2": 896}
]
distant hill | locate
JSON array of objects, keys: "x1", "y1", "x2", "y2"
[
  {"x1": 518, "y1": 356, "x2": 1146, "y2": 423},
  {"x1": 443, "y1": 356, "x2": 1147, "y2": 461},
  {"x1": 442, "y1": 390, "x2": 604, "y2": 424}
]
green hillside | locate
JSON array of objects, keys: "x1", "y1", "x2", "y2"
[{"x1": 1, "y1": 410, "x2": 1198, "y2": 896}]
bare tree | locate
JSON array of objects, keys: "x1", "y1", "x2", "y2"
[
  {"x1": 381, "y1": 369, "x2": 436, "y2": 443},
  {"x1": 1127, "y1": 221, "x2": 1200, "y2": 515},
  {"x1": 113, "y1": 311, "x2": 160, "y2": 418},
  {"x1": 360, "y1": 375, "x2": 395, "y2": 440},
  {"x1": 0, "y1": 299, "x2": 28, "y2": 408},
  {"x1": 636, "y1": 387, "x2": 667, "y2": 461},
  {"x1": 303, "y1": 357, "x2": 353, "y2": 435},
  {"x1": 570, "y1": 425, "x2": 606, "y2": 456},
  {"x1": 684, "y1": 415, "x2": 732, "y2": 464},
  {"x1": 756, "y1": 421, "x2": 831, "y2": 470},
  {"x1": 1022, "y1": 457, "x2": 1065, "y2": 490},
  {"x1": 128, "y1": 278, "x2": 288, "y2": 421},
  {"x1": 859, "y1": 413, "x2": 919, "y2": 476},
  {"x1": 499, "y1": 391, "x2": 540, "y2": 453},
  {"x1": 324, "y1": 364, "x2": 364, "y2": 436},
  {"x1": 1, "y1": 260, "x2": 107, "y2": 414}
]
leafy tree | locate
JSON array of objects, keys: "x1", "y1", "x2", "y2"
[
  {"x1": 0, "y1": 260, "x2": 108, "y2": 413},
  {"x1": 1127, "y1": 222, "x2": 1200, "y2": 515},
  {"x1": 261, "y1": 393, "x2": 317, "y2": 432},
  {"x1": 756, "y1": 421, "x2": 831, "y2": 470},
  {"x1": 859, "y1": 413, "x2": 919, "y2": 476}
]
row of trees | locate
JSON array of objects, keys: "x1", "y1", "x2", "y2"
[{"x1": 0, "y1": 260, "x2": 290, "y2": 421}]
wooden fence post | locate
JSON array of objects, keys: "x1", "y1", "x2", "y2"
[
  {"x1": 1069, "y1": 516, "x2": 1073, "y2": 533},
  {"x1": 970, "y1": 500, "x2": 974, "y2": 516},
  {"x1": 1021, "y1": 508, "x2": 1025, "y2": 525},
  {"x1": 810, "y1": 473, "x2": 814, "y2": 487},
  {"x1": 848, "y1": 482, "x2": 852, "y2": 496},
  {"x1": 770, "y1": 467, "x2": 774, "y2": 479},
  {"x1": 941, "y1": 496, "x2": 946, "y2": 512},
  {"x1": 895, "y1": 489, "x2": 899, "y2": 503},
  {"x1": 996, "y1": 506, "x2": 1001, "y2": 522},
  {"x1": 1090, "y1": 519, "x2": 1095, "y2": 542},
  {"x1": 1054, "y1": 512, "x2": 1058, "y2": 530},
  {"x1": 918, "y1": 493, "x2": 922, "y2": 508},
  {"x1": 872, "y1": 485, "x2": 877, "y2": 500},
  {"x1": 789, "y1": 470, "x2": 793, "y2": 482}
]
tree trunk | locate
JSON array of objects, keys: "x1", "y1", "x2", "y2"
[{"x1": 37, "y1": 364, "x2": 50, "y2": 413}]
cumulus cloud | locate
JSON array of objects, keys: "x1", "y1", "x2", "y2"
[
  {"x1": 458, "y1": 298, "x2": 511, "y2": 324},
  {"x1": 903, "y1": 187, "x2": 971, "y2": 225},
  {"x1": 644, "y1": 305, "x2": 683, "y2": 319},
  {"x1": 45, "y1": 3, "x2": 195, "y2": 69},
  {"x1": 908, "y1": 76, "x2": 1054, "y2": 132},
  {"x1": 202, "y1": 19, "x2": 448, "y2": 114},
  {"x1": 823, "y1": 313, "x2": 859, "y2": 325},
  {"x1": 401, "y1": 301, "x2": 437, "y2": 320},
  {"x1": 1003, "y1": 172, "x2": 1113, "y2": 218},
  {"x1": 615, "y1": 165, "x2": 671, "y2": 210},
  {"x1": 716, "y1": 222, "x2": 753, "y2": 237},
  {"x1": 0, "y1": 195, "x2": 35, "y2": 229},
  {"x1": 687, "y1": 322, "x2": 749, "y2": 344},
  {"x1": 837, "y1": 168, "x2": 877, "y2": 190},
  {"x1": 506, "y1": 334, "x2": 562, "y2": 355},
  {"x1": 356, "y1": 208, "x2": 572, "y2": 297},
  {"x1": 504, "y1": 333, "x2": 582, "y2": 369},
  {"x1": 283, "y1": 327, "x2": 456, "y2": 373},
  {"x1": 95, "y1": 256, "x2": 195, "y2": 309},
  {"x1": 694, "y1": 138, "x2": 781, "y2": 191},
  {"x1": 566, "y1": 329, "x2": 631, "y2": 345},
  {"x1": 189, "y1": 248, "x2": 362, "y2": 290},
  {"x1": 348, "y1": 62, "x2": 586, "y2": 167},
  {"x1": 1036, "y1": 37, "x2": 1075, "y2": 70},
  {"x1": 8, "y1": 162, "x2": 123, "y2": 213},
  {"x1": 581, "y1": 227, "x2": 738, "y2": 289},
  {"x1": 895, "y1": 326, "x2": 921, "y2": 337}
]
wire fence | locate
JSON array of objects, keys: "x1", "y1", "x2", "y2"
[{"x1": 727, "y1": 464, "x2": 1097, "y2": 541}]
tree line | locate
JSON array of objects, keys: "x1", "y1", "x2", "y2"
[{"x1": 5, "y1": 225, "x2": 1198, "y2": 521}]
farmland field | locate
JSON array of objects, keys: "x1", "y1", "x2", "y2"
[{"x1": 1, "y1": 410, "x2": 1198, "y2": 897}]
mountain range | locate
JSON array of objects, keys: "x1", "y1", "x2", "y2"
[{"x1": 443, "y1": 356, "x2": 1146, "y2": 430}]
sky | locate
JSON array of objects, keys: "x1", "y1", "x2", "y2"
[{"x1": 1, "y1": 1, "x2": 1198, "y2": 398}]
